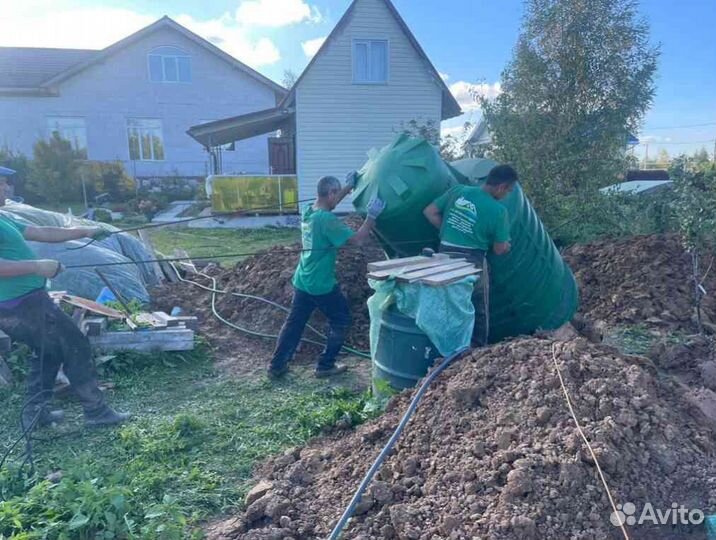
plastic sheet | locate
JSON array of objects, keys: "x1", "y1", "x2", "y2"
[
  {"x1": 1, "y1": 202, "x2": 159, "y2": 302},
  {"x1": 367, "y1": 276, "x2": 476, "y2": 357}
]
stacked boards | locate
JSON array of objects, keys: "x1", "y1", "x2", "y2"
[{"x1": 367, "y1": 254, "x2": 480, "y2": 286}]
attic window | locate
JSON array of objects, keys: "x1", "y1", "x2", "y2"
[
  {"x1": 353, "y1": 40, "x2": 388, "y2": 84},
  {"x1": 148, "y1": 46, "x2": 191, "y2": 83}
]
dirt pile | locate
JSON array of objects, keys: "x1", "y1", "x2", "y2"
[
  {"x1": 207, "y1": 337, "x2": 716, "y2": 540},
  {"x1": 564, "y1": 234, "x2": 716, "y2": 331},
  {"x1": 154, "y1": 216, "x2": 384, "y2": 354}
]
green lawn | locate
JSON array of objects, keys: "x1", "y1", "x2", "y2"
[
  {"x1": 146, "y1": 227, "x2": 300, "y2": 266},
  {"x1": 0, "y1": 345, "x2": 374, "y2": 538}
]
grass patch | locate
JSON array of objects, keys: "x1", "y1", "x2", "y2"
[
  {"x1": 0, "y1": 344, "x2": 375, "y2": 538},
  {"x1": 604, "y1": 323, "x2": 689, "y2": 356},
  {"x1": 146, "y1": 227, "x2": 300, "y2": 266}
]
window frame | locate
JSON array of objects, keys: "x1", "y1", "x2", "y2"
[
  {"x1": 126, "y1": 118, "x2": 166, "y2": 161},
  {"x1": 46, "y1": 116, "x2": 88, "y2": 158},
  {"x1": 352, "y1": 39, "x2": 390, "y2": 85},
  {"x1": 147, "y1": 46, "x2": 192, "y2": 84}
]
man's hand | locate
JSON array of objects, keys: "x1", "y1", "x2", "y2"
[
  {"x1": 34, "y1": 259, "x2": 64, "y2": 279},
  {"x1": 345, "y1": 170, "x2": 359, "y2": 191},
  {"x1": 366, "y1": 198, "x2": 386, "y2": 220},
  {"x1": 87, "y1": 227, "x2": 111, "y2": 241}
]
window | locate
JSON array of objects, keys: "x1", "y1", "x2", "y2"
[
  {"x1": 148, "y1": 46, "x2": 191, "y2": 83},
  {"x1": 127, "y1": 119, "x2": 165, "y2": 161},
  {"x1": 46, "y1": 117, "x2": 87, "y2": 158},
  {"x1": 353, "y1": 40, "x2": 388, "y2": 84}
]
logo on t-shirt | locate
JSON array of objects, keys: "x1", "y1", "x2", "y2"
[{"x1": 454, "y1": 196, "x2": 477, "y2": 216}]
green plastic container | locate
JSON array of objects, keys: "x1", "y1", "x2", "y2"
[
  {"x1": 450, "y1": 158, "x2": 579, "y2": 342},
  {"x1": 372, "y1": 305, "x2": 441, "y2": 394},
  {"x1": 352, "y1": 134, "x2": 457, "y2": 257}
]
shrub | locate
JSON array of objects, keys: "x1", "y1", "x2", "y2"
[{"x1": 26, "y1": 133, "x2": 82, "y2": 203}]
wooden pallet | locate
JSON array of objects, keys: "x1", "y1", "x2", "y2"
[
  {"x1": 82, "y1": 311, "x2": 197, "y2": 352},
  {"x1": 367, "y1": 255, "x2": 480, "y2": 286}
]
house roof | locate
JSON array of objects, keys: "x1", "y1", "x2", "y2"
[
  {"x1": 279, "y1": 0, "x2": 462, "y2": 120},
  {"x1": 0, "y1": 17, "x2": 285, "y2": 97},
  {"x1": 187, "y1": 107, "x2": 294, "y2": 147},
  {"x1": 0, "y1": 47, "x2": 96, "y2": 94}
]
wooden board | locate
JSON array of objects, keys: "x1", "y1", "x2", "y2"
[
  {"x1": 421, "y1": 267, "x2": 481, "y2": 286},
  {"x1": 367, "y1": 254, "x2": 449, "y2": 273},
  {"x1": 82, "y1": 317, "x2": 107, "y2": 337},
  {"x1": 89, "y1": 328, "x2": 195, "y2": 352},
  {"x1": 399, "y1": 261, "x2": 474, "y2": 283},
  {"x1": 367, "y1": 258, "x2": 463, "y2": 281},
  {"x1": 58, "y1": 295, "x2": 125, "y2": 319}
]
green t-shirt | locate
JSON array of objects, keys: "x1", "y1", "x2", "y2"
[
  {"x1": 292, "y1": 205, "x2": 355, "y2": 295},
  {"x1": 0, "y1": 216, "x2": 44, "y2": 302},
  {"x1": 433, "y1": 185, "x2": 511, "y2": 251}
]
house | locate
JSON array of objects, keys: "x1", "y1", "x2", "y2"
[
  {"x1": 188, "y1": 0, "x2": 461, "y2": 211},
  {"x1": 0, "y1": 17, "x2": 285, "y2": 185}
]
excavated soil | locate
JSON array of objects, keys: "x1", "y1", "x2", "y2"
[
  {"x1": 207, "y1": 337, "x2": 716, "y2": 540},
  {"x1": 564, "y1": 234, "x2": 716, "y2": 332}
]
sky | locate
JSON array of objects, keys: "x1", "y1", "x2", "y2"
[{"x1": 1, "y1": 0, "x2": 714, "y2": 159}]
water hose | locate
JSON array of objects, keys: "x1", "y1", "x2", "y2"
[
  {"x1": 327, "y1": 347, "x2": 470, "y2": 540},
  {"x1": 169, "y1": 262, "x2": 371, "y2": 359}
]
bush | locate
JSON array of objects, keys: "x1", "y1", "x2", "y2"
[
  {"x1": 82, "y1": 161, "x2": 136, "y2": 203},
  {"x1": 26, "y1": 133, "x2": 82, "y2": 203}
]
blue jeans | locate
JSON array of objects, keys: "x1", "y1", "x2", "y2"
[{"x1": 270, "y1": 286, "x2": 352, "y2": 371}]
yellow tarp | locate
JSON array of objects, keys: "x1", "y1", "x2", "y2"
[{"x1": 207, "y1": 175, "x2": 298, "y2": 214}]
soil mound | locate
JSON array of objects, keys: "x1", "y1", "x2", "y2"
[
  {"x1": 564, "y1": 234, "x2": 716, "y2": 331},
  {"x1": 207, "y1": 337, "x2": 716, "y2": 540}
]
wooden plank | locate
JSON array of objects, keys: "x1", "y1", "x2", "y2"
[
  {"x1": 174, "y1": 249, "x2": 199, "y2": 275},
  {"x1": 82, "y1": 317, "x2": 107, "y2": 337},
  {"x1": 368, "y1": 258, "x2": 462, "y2": 281},
  {"x1": 89, "y1": 328, "x2": 195, "y2": 352},
  {"x1": 172, "y1": 316, "x2": 199, "y2": 331},
  {"x1": 59, "y1": 295, "x2": 125, "y2": 319},
  {"x1": 367, "y1": 256, "x2": 429, "y2": 273},
  {"x1": 399, "y1": 261, "x2": 474, "y2": 283},
  {"x1": 156, "y1": 251, "x2": 179, "y2": 283},
  {"x1": 135, "y1": 313, "x2": 167, "y2": 328},
  {"x1": 420, "y1": 267, "x2": 481, "y2": 286},
  {"x1": 152, "y1": 311, "x2": 179, "y2": 327},
  {"x1": 0, "y1": 356, "x2": 13, "y2": 386}
]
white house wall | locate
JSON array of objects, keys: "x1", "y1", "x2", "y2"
[
  {"x1": 295, "y1": 0, "x2": 443, "y2": 212},
  {"x1": 0, "y1": 26, "x2": 278, "y2": 179}
]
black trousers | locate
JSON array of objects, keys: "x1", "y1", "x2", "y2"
[
  {"x1": 0, "y1": 290, "x2": 103, "y2": 411},
  {"x1": 438, "y1": 245, "x2": 490, "y2": 347},
  {"x1": 270, "y1": 286, "x2": 352, "y2": 371}
]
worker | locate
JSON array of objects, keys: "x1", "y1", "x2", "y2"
[
  {"x1": 0, "y1": 167, "x2": 130, "y2": 428},
  {"x1": 423, "y1": 164, "x2": 518, "y2": 346},
  {"x1": 268, "y1": 173, "x2": 385, "y2": 379}
]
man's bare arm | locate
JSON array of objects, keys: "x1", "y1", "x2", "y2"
[
  {"x1": 423, "y1": 203, "x2": 443, "y2": 230},
  {"x1": 347, "y1": 218, "x2": 376, "y2": 246},
  {"x1": 0, "y1": 259, "x2": 61, "y2": 278},
  {"x1": 23, "y1": 226, "x2": 101, "y2": 243}
]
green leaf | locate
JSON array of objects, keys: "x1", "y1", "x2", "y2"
[{"x1": 68, "y1": 512, "x2": 90, "y2": 530}]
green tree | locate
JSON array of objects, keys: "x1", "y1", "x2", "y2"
[
  {"x1": 27, "y1": 133, "x2": 83, "y2": 203},
  {"x1": 481, "y1": 0, "x2": 659, "y2": 238},
  {"x1": 282, "y1": 69, "x2": 298, "y2": 89},
  {"x1": 82, "y1": 161, "x2": 136, "y2": 202}
]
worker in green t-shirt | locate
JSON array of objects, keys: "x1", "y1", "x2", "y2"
[
  {"x1": 0, "y1": 168, "x2": 130, "y2": 429},
  {"x1": 268, "y1": 174, "x2": 385, "y2": 379},
  {"x1": 423, "y1": 164, "x2": 518, "y2": 346}
]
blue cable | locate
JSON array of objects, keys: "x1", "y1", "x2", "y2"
[{"x1": 327, "y1": 347, "x2": 470, "y2": 540}]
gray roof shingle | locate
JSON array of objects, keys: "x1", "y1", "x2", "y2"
[{"x1": 0, "y1": 47, "x2": 97, "y2": 88}]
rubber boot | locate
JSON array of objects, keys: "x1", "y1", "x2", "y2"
[
  {"x1": 315, "y1": 363, "x2": 348, "y2": 378},
  {"x1": 74, "y1": 381, "x2": 131, "y2": 428}
]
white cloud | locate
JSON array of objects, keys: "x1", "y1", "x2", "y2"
[
  {"x1": 441, "y1": 125, "x2": 464, "y2": 139},
  {"x1": 0, "y1": 3, "x2": 281, "y2": 68},
  {"x1": 236, "y1": 0, "x2": 322, "y2": 27},
  {"x1": 439, "y1": 72, "x2": 450, "y2": 81},
  {"x1": 449, "y1": 81, "x2": 502, "y2": 112},
  {"x1": 175, "y1": 14, "x2": 280, "y2": 67},
  {"x1": 301, "y1": 36, "x2": 326, "y2": 58}
]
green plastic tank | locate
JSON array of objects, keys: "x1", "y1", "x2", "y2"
[
  {"x1": 450, "y1": 158, "x2": 579, "y2": 342},
  {"x1": 372, "y1": 305, "x2": 441, "y2": 394},
  {"x1": 352, "y1": 134, "x2": 457, "y2": 256}
]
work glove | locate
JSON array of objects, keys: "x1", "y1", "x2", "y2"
[
  {"x1": 345, "y1": 170, "x2": 359, "y2": 190},
  {"x1": 88, "y1": 227, "x2": 111, "y2": 241},
  {"x1": 366, "y1": 198, "x2": 386, "y2": 220},
  {"x1": 35, "y1": 259, "x2": 64, "y2": 279}
]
